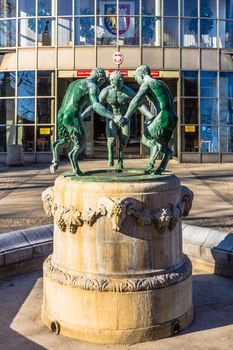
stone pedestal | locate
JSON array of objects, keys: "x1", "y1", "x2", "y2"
[{"x1": 41, "y1": 171, "x2": 194, "y2": 344}]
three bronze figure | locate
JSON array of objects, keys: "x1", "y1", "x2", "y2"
[{"x1": 50, "y1": 65, "x2": 177, "y2": 176}]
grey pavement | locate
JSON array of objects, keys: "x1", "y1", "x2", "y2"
[
  {"x1": 0, "y1": 269, "x2": 233, "y2": 350},
  {"x1": 0, "y1": 159, "x2": 233, "y2": 233}
]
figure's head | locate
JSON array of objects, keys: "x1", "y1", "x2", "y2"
[
  {"x1": 91, "y1": 67, "x2": 106, "y2": 87},
  {"x1": 134, "y1": 65, "x2": 151, "y2": 85},
  {"x1": 109, "y1": 70, "x2": 124, "y2": 91}
]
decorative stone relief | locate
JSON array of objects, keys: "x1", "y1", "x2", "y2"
[
  {"x1": 44, "y1": 255, "x2": 192, "y2": 293},
  {"x1": 41, "y1": 185, "x2": 194, "y2": 234}
]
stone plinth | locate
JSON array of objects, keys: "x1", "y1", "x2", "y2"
[{"x1": 41, "y1": 170, "x2": 194, "y2": 344}]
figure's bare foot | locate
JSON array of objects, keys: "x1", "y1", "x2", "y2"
[
  {"x1": 73, "y1": 168, "x2": 85, "y2": 176},
  {"x1": 116, "y1": 163, "x2": 123, "y2": 173},
  {"x1": 108, "y1": 159, "x2": 114, "y2": 167},
  {"x1": 154, "y1": 168, "x2": 163, "y2": 175},
  {"x1": 144, "y1": 165, "x2": 153, "y2": 174},
  {"x1": 50, "y1": 163, "x2": 58, "y2": 174}
]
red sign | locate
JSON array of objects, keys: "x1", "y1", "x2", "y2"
[
  {"x1": 151, "y1": 70, "x2": 160, "y2": 77},
  {"x1": 108, "y1": 70, "x2": 128, "y2": 77},
  {"x1": 113, "y1": 52, "x2": 123, "y2": 65},
  {"x1": 76, "y1": 70, "x2": 92, "y2": 77}
]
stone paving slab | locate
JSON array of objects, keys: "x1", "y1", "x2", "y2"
[{"x1": 0, "y1": 270, "x2": 232, "y2": 350}]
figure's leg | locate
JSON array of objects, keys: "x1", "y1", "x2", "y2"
[
  {"x1": 50, "y1": 138, "x2": 67, "y2": 174},
  {"x1": 68, "y1": 122, "x2": 86, "y2": 176},
  {"x1": 154, "y1": 144, "x2": 173, "y2": 175},
  {"x1": 142, "y1": 134, "x2": 160, "y2": 174},
  {"x1": 106, "y1": 120, "x2": 117, "y2": 167},
  {"x1": 117, "y1": 123, "x2": 129, "y2": 172}
]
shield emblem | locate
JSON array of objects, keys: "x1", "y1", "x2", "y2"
[
  {"x1": 118, "y1": 4, "x2": 130, "y2": 35},
  {"x1": 104, "y1": 4, "x2": 117, "y2": 35}
]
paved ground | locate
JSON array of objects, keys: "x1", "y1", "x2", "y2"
[
  {"x1": 0, "y1": 269, "x2": 232, "y2": 350},
  {"x1": 0, "y1": 159, "x2": 233, "y2": 233}
]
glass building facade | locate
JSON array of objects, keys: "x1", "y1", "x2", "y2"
[{"x1": 0, "y1": 0, "x2": 233, "y2": 162}]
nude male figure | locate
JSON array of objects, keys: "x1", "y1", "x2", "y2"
[
  {"x1": 82, "y1": 70, "x2": 153, "y2": 171},
  {"x1": 50, "y1": 68, "x2": 115, "y2": 176},
  {"x1": 122, "y1": 65, "x2": 178, "y2": 175}
]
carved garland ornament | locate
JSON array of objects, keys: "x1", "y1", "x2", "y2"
[
  {"x1": 44, "y1": 255, "x2": 192, "y2": 293},
  {"x1": 42, "y1": 186, "x2": 193, "y2": 234}
]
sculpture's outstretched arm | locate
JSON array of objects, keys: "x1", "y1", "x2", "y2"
[
  {"x1": 138, "y1": 105, "x2": 154, "y2": 120},
  {"x1": 124, "y1": 82, "x2": 149, "y2": 120},
  {"x1": 81, "y1": 105, "x2": 93, "y2": 119},
  {"x1": 89, "y1": 84, "x2": 114, "y2": 120}
]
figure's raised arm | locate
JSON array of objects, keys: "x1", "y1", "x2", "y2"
[
  {"x1": 81, "y1": 105, "x2": 93, "y2": 120},
  {"x1": 124, "y1": 82, "x2": 149, "y2": 120},
  {"x1": 88, "y1": 83, "x2": 114, "y2": 120}
]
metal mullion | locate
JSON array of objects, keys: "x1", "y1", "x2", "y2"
[{"x1": 94, "y1": 0, "x2": 97, "y2": 62}]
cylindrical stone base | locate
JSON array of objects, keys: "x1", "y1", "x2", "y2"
[{"x1": 42, "y1": 171, "x2": 193, "y2": 344}]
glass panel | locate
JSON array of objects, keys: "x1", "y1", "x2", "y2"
[
  {"x1": 164, "y1": 0, "x2": 178, "y2": 16},
  {"x1": 163, "y1": 18, "x2": 178, "y2": 46},
  {"x1": 97, "y1": 16, "x2": 117, "y2": 45},
  {"x1": 97, "y1": 0, "x2": 116, "y2": 15},
  {"x1": 118, "y1": 0, "x2": 139, "y2": 15},
  {"x1": 200, "y1": 0, "x2": 216, "y2": 18},
  {"x1": 0, "y1": 19, "x2": 16, "y2": 47},
  {"x1": 57, "y1": 17, "x2": 73, "y2": 46},
  {"x1": 19, "y1": 18, "x2": 36, "y2": 46},
  {"x1": 38, "y1": 18, "x2": 55, "y2": 46},
  {"x1": 75, "y1": 0, "x2": 94, "y2": 15},
  {"x1": 181, "y1": 18, "x2": 198, "y2": 47},
  {"x1": 181, "y1": 98, "x2": 198, "y2": 124},
  {"x1": 219, "y1": 21, "x2": 233, "y2": 49},
  {"x1": 142, "y1": 0, "x2": 161, "y2": 16},
  {"x1": 75, "y1": 17, "x2": 95, "y2": 45},
  {"x1": 38, "y1": 0, "x2": 52, "y2": 16},
  {"x1": 220, "y1": 99, "x2": 233, "y2": 124},
  {"x1": 181, "y1": 71, "x2": 198, "y2": 97},
  {"x1": 18, "y1": 0, "x2": 35, "y2": 17},
  {"x1": 0, "y1": 99, "x2": 15, "y2": 123},
  {"x1": 200, "y1": 126, "x2": 218, "y2": 152},
  {"x1": 181, "y1": 0, "x2": 197, "y2": 17},
  {"x1": 57, "y1": 0, "x2": 72, "y2": 16},
  {"x1": 0, "y1": 71, "x2": 15, "y2": 97},
  {"x1": 142, "y1": 17, "x2": 161, "y2": 46},
  {"x1": 17, "y1": 71, "x2": 35, "y2": 96},
  {"x1": 37, "y1": 71, "x2": 54, "y2": 96},
  {"x1": 219, "y1": 0, "x2": 233, "y2": 20},
  {"x1": 200, "y1": 98, "x2": 218, "y2": 124},
  {"x1": 0, "y1": 0, "x2": 16, "y2": 18},
  {"x1": 181, "y1": 126, "x2": 199, "y2": 152},
  {"x1": 17, "y1": 98, "x2": 35, "y2": 123},
  {"x1": 200, "y1": 71, "x2": 217, "y2": 98},
  {"x1": 36, "y1": 125, "x2": 54, "y2": 151},
  {"x1": 220, "y1": 126, "x2": 233, "y2": 152},
  {"x1": 37, "y1": 98, "x2": 55, "y2": 123},
  {"x1": 220, "y1": 72, "x2": 233, "y2": 99},
  {"x1": 17, "y1": 125, "x2": 34, "y2": 152},
  {"x1": 200, "y1": 19, "x2": 217, "y2": 47},
  {"x1": 118, "y1": 17, "x2": 139, "y2": 45},
  {"x1": 0, "y1": 125, "x2": 16, "y2": 152}
]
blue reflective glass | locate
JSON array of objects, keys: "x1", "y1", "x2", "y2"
[
  {"x1": 17, "y1": 98, "x2": 35, "y2": 123},
  {"x1": 200, "y1": 126, "x2": 218, "y2": 152},
  {"x1": 58, "y1": 0, "x2": 72, "y2": 16},
  {"x1": 220, "y1": 21, "x2": 233, "y2": 48},
  {"x1": 37, "y1": 71, "x2": 53, "y2": 96},
  {"x1": 220, "y1": 99, "x2": 233, "y2": 124},
  {"x1": 58, "y1": 17, "x2": 73, "y2": 46},
  {"x1": 163, "y1": 18, "x2": 178, "y2": 46},
  {"x1": 220, "y1": 127, "x2": 233, "y2": 152},
  {"x1": 118, "y1": 17, "x2": 139, "y2": 45},
  {"x1": 200, "y1": 98, "x2": 218, "y2": 124},
  {"x1": 220, "y1": 72, "x2": 233, "y2": 99},
  {"x1": 38, "y1": 18, "x2": 54, "y2": 46},
  {"x1": 0, "y1": 0, "x2": 16, "y2": 18},
  {"x1": 142, "y1": 17, "x2": 161, "y2": 46},
  {"x1": 18, "y1": 0, "x2": 35, "y2": 17},
  {"x1": 200, "y1": 0, "x2": 216, "y2": 17},
  {"x1": 75, "y1": 0, "x2": 94, "y2": 15},
  {"x1": 96, "y1": 17, "x2": 117, "y2": 45},
  {"x1": 200, "y1": 72, "x2": 217, "y2": 97},
  {"x1": 181, "y1": 71, "x2": 198, "y2": 97},
  {"x1": 97, "y1": 0, "x2": 116, "y2": 15},
  {"x1": 219, "y1": 0, "x2": 233, "y2": 19},
  {"x1": 142, "y1": 0, "x2": 161, "y2": 16},
  {"x1": 0, "y1": 71, "x2": 15, "y2": 97},
  {"x1": 75, "y1": 17, "x2": 95, "y2": 45},
  {"x1": 200, "y1": 19, "x2": 217, "y2": 47},
  {"x1": 181, "y1": 0, "x2": 197, "y2": 17},
  {"x1": 0, "y1": 19, "x2": 16, "y2": 47},
  {"x1": 164, "y1": 0, "x2": 178, "y2": 16},
  {"x1": 181, "y1": 18, "x2": 198, "y2": 47},
  {"x1": 38, "y1": 0, "x2": 52, "y2": 16},
  {"x1": 17, "y1": 71, "x2": 35, "y2": 96},
  {"x1": 19, "y1": 18, "x2": 36, "y2": 46}
]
